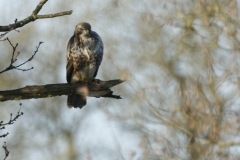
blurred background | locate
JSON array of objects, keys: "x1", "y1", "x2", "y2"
[{"x1": 1, "y1": 0, "x2": 240, "y2": 159}]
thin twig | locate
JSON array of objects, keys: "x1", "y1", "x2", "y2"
[
  {"x1": 0, "y1": 104, "x2": 24, "y2": 138},
  {"x1": 0, "y1": 104, "x2": 23, "y2": 127},
  {"x1": 0, "y1": 40, "x2": 43, "y2": 74},
  {"x1": 2, "y1": 142, "x2": 9, "y2": 160},
  {"x1": 0, "y1": 133, "x2": 9, "y2": 138}
]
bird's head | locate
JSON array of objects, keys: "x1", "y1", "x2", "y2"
[{"x1": 74, "y1": 22, "x2": 91, "y2": 38}]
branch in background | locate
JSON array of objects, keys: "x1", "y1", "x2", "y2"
[
  {"x1": 0, "y1": 104, "x2": 24, "y2": 138},
  {"x1": 0, "y1": 133, "x2": 8, "y2": 138},
  {"x1": 0, "y1": 79, "x2": 124, "y2": 102},
  {"x1": 0, "y1": 105, "x2": 24, "y2": 160},
  {"x1": 0, "y1": 39, "x2": 43, "y2": 74},
  {"x1": 0, "y1": 0, "x2": 73, "y2": 33},
  {"x1": 0, "y1": 104, "x2": 24, "y2": 126},
  {"x1": 2, "y1": 142, "x2": 9, "y2": 160}
]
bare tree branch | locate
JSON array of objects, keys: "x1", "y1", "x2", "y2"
[
  {"x1": 2, "y1": 142, "x2": 9, "y2": 160},
  {"x1": 0, "y1": 79, "x2": 124, "y2": 102},
  {"x1": 0, "y1": 20, "x2": 20, "y2": 39},
  {"x1": 0, "y1": 104, "x2": 24, "y2": 138},
  {"x1": 0, "y1": 105, "x2": 23, "y2": 127},
  {"x1": 0, "y1": 40, "x2": 43, "y2": 74},
  {"x1": 35, "y1": 11, "x2": 73, "y2": 19},
  {"x1": 0, "y1": 0, "x2": 73, "y2": 32},
  {"x1": 0, "y1": 133, "x2": 8, "y2": 139}
]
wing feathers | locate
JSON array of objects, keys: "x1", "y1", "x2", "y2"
[{"x1": 66, "y1": 35, "x2": 75, "y2": 83}]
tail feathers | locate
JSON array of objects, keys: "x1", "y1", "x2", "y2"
[{"x1": 67, "y1": 94, "x2": 86, "y2": 109}]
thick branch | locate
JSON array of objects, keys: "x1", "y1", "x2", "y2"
[
  {"x1": 0, "y1": 79, "x2": 124, "y2": 102},
  {"x1": 0, "y1": 0, "x2": 73, "y2": 32}
]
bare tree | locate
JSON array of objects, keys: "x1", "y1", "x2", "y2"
[{"x1": 102, "y1": 0, "x2": 240, "y2": 159}]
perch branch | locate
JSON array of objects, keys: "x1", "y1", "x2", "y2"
[
  {"x1": 0, "y1": 0, "x2": 73, "y2": 32},
  {"x1": 0, "y1": 79, "x2": 124, "y2": 102}
]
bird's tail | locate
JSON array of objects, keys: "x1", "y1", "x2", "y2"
[{"x1": 67, "y1": 94, "x2": 86, "y2": 109}]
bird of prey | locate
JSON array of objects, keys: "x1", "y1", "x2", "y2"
[{"x1": 66, "y1": 22, "x2": 104, "y2": 108}]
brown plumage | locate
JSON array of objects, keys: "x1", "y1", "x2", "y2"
[{"x1": 66, "y1": 22, "x2": 104, "y2": 108}]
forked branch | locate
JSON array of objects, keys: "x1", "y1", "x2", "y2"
[
  {"x1": 0, "y1": 104, "x2": 24, "y2": 138},
  {"x1": 0, "y1": 0, "x2": 73, "y2": 32},
  {"x1": 0, "y1": 39, "x2": 43, "y2": 74}
]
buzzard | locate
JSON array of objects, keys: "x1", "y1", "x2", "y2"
[{"x1": 66, "y1": 22, "x2": 104, "y2": 108}]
